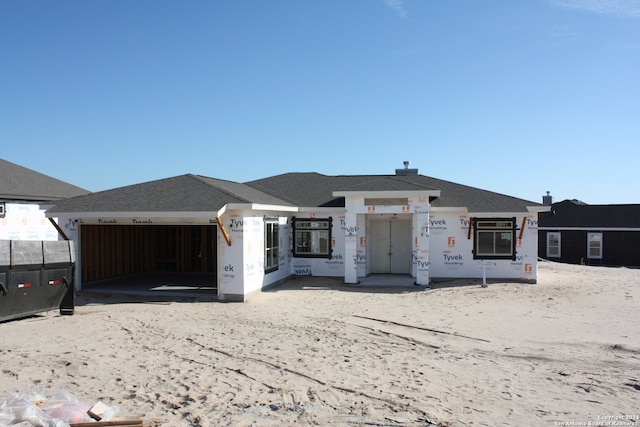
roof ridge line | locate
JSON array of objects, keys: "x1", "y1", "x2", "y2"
[
  {"x1": 387, "y1": 174, "x2": 437, "y2": 190},
  {"x1": 187, "y1": 174, "x2": 253, "y2": 204},
  {"x1": 193, "y1": 174, "x2": 292, "y2": 206}
]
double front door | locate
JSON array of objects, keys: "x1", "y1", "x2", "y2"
[{"x1": 370, "y1": 220, "x2": 411, "y2": 274}]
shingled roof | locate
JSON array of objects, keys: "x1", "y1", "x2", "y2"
[
  {"x1": 46, "y1": 171, "x2": 541, "y2": 215},
  {"x1": 0, "y1": 158, "x2": 89, "y2": 201},
  {"x1": 246, "y1": 173, "x2": 539, "y2": 212},
  {"x1": 539, "y1": 200, "x2": 640, "y2": 228},
  {"x1": 246, "y1": 173, "x2": 437, "y2": 207},
  {"x1": 46, "y1": 174, "x2": 293, "y2": 214}
]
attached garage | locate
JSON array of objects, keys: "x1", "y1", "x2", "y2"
[
  {"x1": 45, "y1": 174, "x2": 295, "y2": 299},
  {"x1": 80, "y1": 224, "x2": 217, "y2": 283}
]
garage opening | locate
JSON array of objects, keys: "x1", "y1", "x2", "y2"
[{"x1": 80, "y1": 225, "x2": 217, "y2": 295}]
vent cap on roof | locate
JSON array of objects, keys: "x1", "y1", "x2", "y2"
[
  {"x1": 395, "y1": 161, "x2": 418, "y2": 176},
  {"x1": 542, "y1": 191, "x2": 553, "y2": 206}
]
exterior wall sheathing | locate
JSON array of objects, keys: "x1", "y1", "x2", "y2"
[
  {"x1": 429, "y1": 211, "x2": 538, "y2": 282},
  {"x1": 1, "y1": 201, "x2": 61, "y2": 241}
]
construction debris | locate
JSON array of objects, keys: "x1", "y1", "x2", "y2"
[{"x1": 0, "y1": 386, "x2": 143, "y2": 427}]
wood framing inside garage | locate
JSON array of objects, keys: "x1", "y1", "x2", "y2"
[{"x1": 80, "y1": 225, "x2": 217, "y2": 283}]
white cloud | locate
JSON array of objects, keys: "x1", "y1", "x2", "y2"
[
  {"x1": 550, "y1": 0, "x2": 640, "y2": 18},
  {"x1": 385, "y1": 0, "x2": 408, "y2": 18}
]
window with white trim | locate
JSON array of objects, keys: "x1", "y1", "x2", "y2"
[
  {"x1": 587, "y1": 232, "x2": 603, "y2": 259},
  {"x1": 472, "y1": 217, "x2": 516, "y2": 260},
  {"x1": 547, "y1": 232, "x2": 561, "y2": 258},
  {"x1": 264, "y1": 220, "x2": 279, "y2": 273},
  {"x1": 0, "y1": 202, "x2": 5, "y2": 218},
  {"x1": 292, "y1": 217, "x2": 332, "y2": 258}
]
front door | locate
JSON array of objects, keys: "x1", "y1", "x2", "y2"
[{"x1": 370, "y1": 220, "x2": 412, "y2": 274}]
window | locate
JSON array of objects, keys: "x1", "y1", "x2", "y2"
[
  {"x1": 0, "y1": 202, "x2": 4, "y2": 218},
  {"x1": 547, "y1": 232, "x2": 561, "y2": 258},
  {"x1": 264, "y1": 220, "x2": 279, "y2": 273},
  {"x1": 292, "y1": 217, "x2": 332, "y2": 258},
  {"x1": 587, "y1": 232, "x2": 603, "y2": 259},
  {"x1": 472, "y1": 217, "x2": 516, "y2": 260}
]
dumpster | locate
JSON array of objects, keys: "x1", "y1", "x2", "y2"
[{"x1": 0, "y1": 240, "x2": 75, "y2": 322}]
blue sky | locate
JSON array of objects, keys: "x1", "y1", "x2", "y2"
[{"x1": 1, "y1": 0, "x2": 638, "y2": 205}]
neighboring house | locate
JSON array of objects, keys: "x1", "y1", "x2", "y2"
[
  {"x1": 46, "y1": 165, "x2": 547, "y2": 301},
  {"x1": 0, "y1": 159, "x2": 90, "y2": 241},
  {"x1": 538, "y1": 199, "x2": 640, "y2": 267}
]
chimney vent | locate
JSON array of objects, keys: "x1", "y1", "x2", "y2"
[
  {"x1": 395, "y1": 161, "x2": 418, "y2": 176},
  {"x1": 542, "y1": 191, "x2": 553, "y2": 206}
]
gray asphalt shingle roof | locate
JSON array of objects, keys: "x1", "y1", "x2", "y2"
[
  {"x1": 244, "y1": 173, "x2": 436, "y2": 207},
  {"x1": 0, "y1": 158, "x2": 89, "y2": 201},
  {"x1": 46, "y1": 174, "x2": 293, "y2": 213},
  {"x1": 402, "y1": 175, "x2": 540, "y2": 212},
  {"x1": 246, "y1": 173, "x2": 539, "y2": 212},
  {"x1": 46, "y1": 171, "x2": 540, "y2": 215}
]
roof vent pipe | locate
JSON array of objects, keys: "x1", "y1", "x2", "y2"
[
  {"x1": 395, "y1": 161, "x2": 418, "y2": 176},
  {"x1": 542, "y1": 191, "x2": 553, "y2": 206}
]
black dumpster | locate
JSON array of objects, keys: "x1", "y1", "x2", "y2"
[{"x1": 0, "y1": 240, "x2": 75, "y2": 322}]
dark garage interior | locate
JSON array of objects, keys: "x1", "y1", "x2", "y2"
[{"x1": 80, "y1": 224, "x2": 217, "y2": 294}]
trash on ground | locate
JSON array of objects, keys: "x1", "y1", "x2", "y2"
[{"x1": 0, "y1": 386, "x2": 143, "y2": 426}]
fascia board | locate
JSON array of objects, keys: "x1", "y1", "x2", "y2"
[
  {"x1": 332, "y1": 190, "x2": 441, "y2": 198},
  {"x1": 538, "y1": 226, "x2": 640, "y2": 232},
  {"x1": 45, "y1": 211, "x2": 212, "y2": 219},
  {"x1": 527, "y1": 206, "x2": 551, "y2": 213},
  {"x1": 251, "y1": 204, "x2": 298, "y2": 212},
  {"x1": 430, "y1": 207, "x2": 469, "y2": 213},
  {"x1": 431, "y1": 208, "x2": 539, "y2": 214},
  {"x1": 297, "y1": 207, "x2": 345, "y2": 213},
  {"x1": 465, "y1": 211, "x2": 533, "y2": 216},
  {"x1": 0, "y1": 194, "x2": 59, "y2": 201},
  {"x1": 218, "y1": 203, "x2": 298, "y2": 216}
]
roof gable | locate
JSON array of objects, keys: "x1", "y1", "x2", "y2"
[
  {"x1": 46, "y1": 174, "x2": 293, "y2": 214},
  {"x1": 0, "y1": 159, "x2": 89, "y2": 201}
]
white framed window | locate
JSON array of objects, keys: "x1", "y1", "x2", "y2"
[
  {"x1": 0, "y1": 202, "x2": 5, "y2": 218},
  {"x1": 587, "y1": 232, "x2": 603, "y2": 259},
  {"x1": 292, "y1": 217, "x2": 332, "y2": 258},
  {"x1": 472, "y1": 217, "x2": 516, "y2": 260},
  {"x1": 547, "y1": 232, "x2": 561, "y2": 258},
  {"x1": 264, "y1": 220, "x2": 279, "y2": 273}
]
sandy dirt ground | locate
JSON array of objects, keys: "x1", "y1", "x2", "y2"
[{"x1": 1, "y1": 261, "x2": 639, "y2": 426}]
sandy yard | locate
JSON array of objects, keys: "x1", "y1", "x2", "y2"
[{"x1": 1, "y1": 261, "x2": 639, "y2": 426}]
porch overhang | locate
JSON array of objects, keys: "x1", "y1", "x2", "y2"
[
  {"x1": 216, "y1": 203, "x2": 299, "y2": 218},
  {"x1": 527, "y1": 206, "x2": 552, "y2": 213}
]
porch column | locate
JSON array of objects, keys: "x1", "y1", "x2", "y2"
[
  {"x1": 414, "y1": 207, "x2": 430, "y2": 285},
  {"x1": 344, "y1": 202, "x2": 359, "y2": 284}
]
